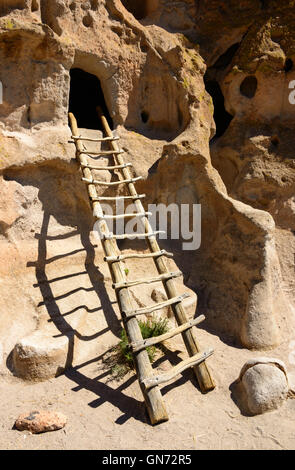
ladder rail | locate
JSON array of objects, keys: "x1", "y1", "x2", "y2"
[
  {"x1": 68, "y1": 111, "x2": 215, "y2": 425},
  {"x1": 98, "y1": 111, "x2": 215, "y2": 393},
  {"x1": 68, "y1": 113, "x2": 169, "y2": 425}
]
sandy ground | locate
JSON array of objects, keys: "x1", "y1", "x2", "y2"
[
  {"x1": 1, "y1": 231, "x2": 295, "y2": 450},
  {"x1": 1, "y1": 321, "x2": 295, "y2": 450}
]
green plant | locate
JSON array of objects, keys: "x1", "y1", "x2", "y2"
[
  {"x1": 139, "y1": 317, "x2": 169, "y2": 339},
  {"x1": 118, "y1": 317, "x2": 170, "y2": 368}
]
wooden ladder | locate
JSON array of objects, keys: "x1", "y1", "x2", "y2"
[{"x1": 69, "y1": 111, "x2": 215, "y2": 424}]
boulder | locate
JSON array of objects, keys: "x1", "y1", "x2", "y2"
[
  {"x1": 237, "y1": 357, "x2": 289, "y2": 415},
  {"x1": 12, "y1": 330, "x2": 72, "y2": 381}
]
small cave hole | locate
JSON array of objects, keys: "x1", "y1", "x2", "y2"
[
  {"x1": 271, "y1": 135, "x2": 280, "y2": 147},
  {"x1": 82, "y1": 14, "x2": 93, "y2": 28},
  {"x1": 140, "y1": 41, "x2": 149, "y2": 53},
  {"x1": 240, "y1": 76, "x2": 258, "y2": 99},
  {"x1": 121, "y1": 0, "x2": 158, "y2": 20},
  {"x1": 90, "y1": 0, "x2": 99, "y2": 10},
  {"x1": 69, "y1": 68, "x2": 113, "y2": 131},
  {"x1": 31, "y1": 0, "x2": 39, "y2": 12},
  {"x1": 284, "y1": 58, "x2": 293, "y2": 73},
  {"x1": 141, "y1": 110, "x2": 149, "y2": 124},
  {"x1": 204, "y1": 78, "x2": 233, "y2": 139}
]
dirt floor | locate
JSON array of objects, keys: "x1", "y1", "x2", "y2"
[
  {"x1": 1, "y1": 235, "x2": 294, "y2": 451},
  {"x1": 1, "y1": 321, "x2": 295, "y2": 450}
]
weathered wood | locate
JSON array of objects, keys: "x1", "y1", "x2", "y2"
[
  {"x1": 99, "y1": 110, "x2": 215, "y2": 393},
  {"x1": 71, "y1": 135, "x2": 119, "y2": 142},
  {"x1": 125, "y1": 293, "x2": 190, "y2": 318},
  {"x1": 141, "y1": 349, "x2": 214, "y2": 390},
  {"x1": 103, "y1": 230, "x2": 165, "y2": 241},
  {"x1": 91, "y1": 194, "x2": 145, "y2": 201},
  {"x1": 104, "y1": 249, "x2": 173, "y2": 262},
  {"x1": 96, "y1": 211, "x2": 152, "y2": 221},
  {"x1": 131, "y1": 315, "x2": 206, "y2": 352},
  {"x1": 79, "y1": 149, "x2": 124, "y2": 155},
  {"x1": 81, "y1": 162, "x2": 132, "y2": 170},
  {"x1": 69, "y1": 112, "x2": 169, "y2": 425},
  {"x1": 113, "y1": 271, "x2": 183, "y2": 290},
  {"x1": 82, "y1": 176, "x2": 142, "y2": 185}
]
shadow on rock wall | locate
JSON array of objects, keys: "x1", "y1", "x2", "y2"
[{"x1": 3, "y1": 160, "x2": 122, "y2": 377}]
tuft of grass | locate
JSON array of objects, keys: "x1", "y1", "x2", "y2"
[
  {"x1": 118, "y1": 317, "x2": 170, "y2": 370},
  {"x1": 139, "y1": 317, "x2": 169, "y2": 339}
]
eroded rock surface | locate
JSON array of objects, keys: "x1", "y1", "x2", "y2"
[{"x1": 0, "y1": 1, "x2": 294, "y2": 381}]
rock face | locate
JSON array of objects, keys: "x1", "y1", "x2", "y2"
[
  {"x1": 0, "y1": 1, "x2": 294, "y2": 380},
  {"x1": 15, "y1": 410, "x2": 67, "y2": 433},
  {"x1": 237, "y1": 358, "x2": 289, "y2": 415}
]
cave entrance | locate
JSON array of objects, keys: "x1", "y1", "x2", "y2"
[
  {"x1": 69, "y1": 68, "x2": 113, "y2": 131},
  {"x1": 121, "y1": 0, "x2": 158, "y2": 20},
  {"x1": 204, "y1": 79, "x2": 233, "y2": 140}
]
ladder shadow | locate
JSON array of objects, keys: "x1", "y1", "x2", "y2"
[
  {"x1": 27, "y1": 210, "x2": 148, "y2": 424},
  {"x1": 29, "y1": 210, "x2": 121, "y2": 343},
  {"x1": 65, "y1": 365, "x2": 147, "y2": 425},
  {"x1": 153, "y1": 344, "x2": 201, "y2": 395}
]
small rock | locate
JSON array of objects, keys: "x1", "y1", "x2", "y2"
[
  {"x1": 151, "y1": 288, "x2": 172, "y2": 317},
  {"x1": 15, "y1": 410, "x2": 67, "y2": 434},
  {"x1": 237, "y1": 357, "x2": 289, "y2": 415},
  {"x1": 151, "y1": 288, "x2": 167, "y2": 304}
]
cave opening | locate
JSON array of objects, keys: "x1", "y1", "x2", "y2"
[
  {"x1": 141, "y1": 110, "x2": 149, "y2": 123},
  {"x1": 213, "y1": 43, "x2": 240, "y2": 71},
  {"x1": 240, "y1": 75, "x2": 257, "y2": 98},
  {"x1": 121, "y1": 0, "x2": 158, "y2": 20},
  {"x1": 31, "y1": 0, "x2": 39, "y2": 12},
  {"x1": 204, "y1": 79, "x2": 233, "y2": 140},
  {"x1": 68, "y1": 68, "x2": 113, "y2": 131},
  {"x1": 284, "y1": 58, "x2": 293, "y2": 73}
]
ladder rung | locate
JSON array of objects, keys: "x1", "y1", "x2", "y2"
[
  {"x1": 81, "y1": 163, "x2": 132, "y2": 170},
  {"x1": 141, "y1": 349, "x2": 214, "y2": 390},
  {"x1": 124, "y1": 292, "x2": 190, "y2": 318},
  {"x1": 79, "y1": 150, "x2": 124, "y2": 156},
  {"x1": 91, "y1": 194, "x2": 145, "y2": 201},
  {"x1": 82, "y1": 176, "x2": 142, "y2": 186},
  {"x1": 104, "y1": 249, "x2": 173, "y2": 262},
  {"x1": 130, "y1": 314, "x2": 205, "y2": 352},
  {"x1": 96, "y1": 212, "x2": 152, "y2": 221},
  {"x1": 112, "y1": 271, "x2": 182, "y2": 289},
  {"x1": 72, "y1": 135, "x2": 120, "y2": 142},
  {"x1": 104, "y1": 230, "x2": 165, "y2": 241}
]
